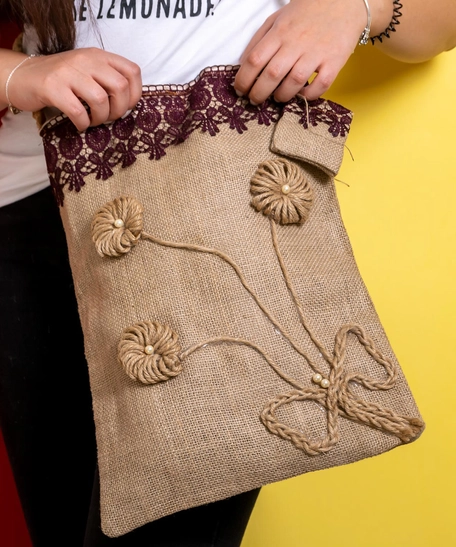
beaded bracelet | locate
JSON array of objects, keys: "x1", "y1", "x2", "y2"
[{"x1": 370, "y1": 0, "x2": 403, "y2": 45}]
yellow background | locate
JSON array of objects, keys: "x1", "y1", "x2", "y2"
[{"x1": 242, "y1": 46, "x2": 456, "y2": 547}]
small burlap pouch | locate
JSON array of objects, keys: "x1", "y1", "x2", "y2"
[{"x1": 40, "y1": 66, "x2": 424, "y2": 538}]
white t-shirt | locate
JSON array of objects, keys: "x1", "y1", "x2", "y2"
[{"x1": 0, "y1": 0, "x2": 288, "y2": 207}]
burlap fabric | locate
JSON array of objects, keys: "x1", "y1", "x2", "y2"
[{"x1": 41, "y1": 66, "x2": 424, "y2": 538}]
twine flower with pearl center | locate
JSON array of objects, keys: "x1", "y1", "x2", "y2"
[
  {"x1": 250, "y1": 158, "x2": 314, "y2": 225},
  {"x1": 91, "y1": 196, "x2": 144, "y2": 257},
  {"x1": 118, "y1": 321, "x2": 183, "y2": 385}
]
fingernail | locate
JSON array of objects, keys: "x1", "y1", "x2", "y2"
[
  {"x1": 250, "y1": 100, "x2": 259, "y2": 106},
  {"x1": 235, "y1": 89, "x2": 243, "y2": 97}
]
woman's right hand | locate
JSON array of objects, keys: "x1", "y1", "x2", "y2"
[{"x1": 1, "y1": 47, "x2": 142, "y2": 130}]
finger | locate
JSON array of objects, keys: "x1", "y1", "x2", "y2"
[
  {"x1": 247, "y1": 49, "x2": 301, "y2": 105},
  {"x1": 70, "y1": 77, "x2": 110, "y2": 127},
  {"x1": 239, "y1": 15, "x2": 275, "y2": 64},
  {"x1": 64, "y1": 49, "x2": 142, "y2": 117},
  {"x1": 50, "y1": 89, "x2": 91, "y2": 131},
  {"x1": 106, "y1": 56, "x2": 142, "y2": 109},
  {"x1": 299, "y1": 65, "x2": 338, "y2": 101},
  {"x1": 234, "y1": 36, "x2": 281, "y2": 98},
  {"x1": 235, "y1": 40, "x2": 283, "y2": 99},
  {"x1": 93, "y1": 70, "x2": 131, "y2": 121},
  {"x1": 272, "y1": 57, "x2": 314, "y2": 103}
]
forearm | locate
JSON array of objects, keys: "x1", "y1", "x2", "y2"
[{"x1": 371, "y1": 0, "x2": 456, "y2": 62}]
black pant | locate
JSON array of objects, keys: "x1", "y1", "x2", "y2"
[{"x1": 0, "y1": 188, "x2": 259, "y2": 546}]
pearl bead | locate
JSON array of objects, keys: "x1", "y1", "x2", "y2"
[
  {"x1": 281, "y1": 184, "x2": 291, "y2": 195},
  {"x1": 320, "y1": 379, "x2": 330, "y2": 389},
  {"x1": 312, "y1": 373, "x2": 323, "y2": 384},
  {"x1": 114, "y1": 219, "x2": 125, "y2": 228},
  {"x1": 144, "y1": 345, "x2": 155, "y2": 355}
]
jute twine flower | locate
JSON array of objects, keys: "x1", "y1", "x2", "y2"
[
  {"x1": 250, "y1": 158, "x2": 313, "y2": 225},
  {"x1": 91, "y1": 196, "x2": 144, "y2": 257},
  {"x1": 118, "y1": 321, "x2": 183, "y2": 384}
]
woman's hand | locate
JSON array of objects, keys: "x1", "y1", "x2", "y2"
[
  {"x1": 234, "y1": 0, "x2": 392, "y2": 104},
  {"x1": 1, "y1": 47, "x2": 142, "y2": 130}
]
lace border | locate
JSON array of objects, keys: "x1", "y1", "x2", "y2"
[{"x1": 41, "y1": 66, "x2": 353, "y2": 206}]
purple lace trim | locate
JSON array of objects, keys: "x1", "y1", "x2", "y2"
[{"x1": 41, "y1": 66, "x2": 352, "y2": 206}]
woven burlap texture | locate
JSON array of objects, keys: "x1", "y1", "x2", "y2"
[{"x1": 41, "y1": 68, "x2": 424, "y2": 538}]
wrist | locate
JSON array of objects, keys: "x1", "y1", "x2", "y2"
[
  {"x1": 0, "y1": 50, "x2": 29, "y2": 110},
  {"x1": 369, "y1": 0, "x2": 395, "y2": 36}
]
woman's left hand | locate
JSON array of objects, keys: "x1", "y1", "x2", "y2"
[{"x1": 234, "y1": 0, "x2": 391, "y2": 103}]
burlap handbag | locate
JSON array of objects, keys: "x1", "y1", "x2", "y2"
[{"x1": 40, "y1": 66, "x2": 424, "y2": 538}]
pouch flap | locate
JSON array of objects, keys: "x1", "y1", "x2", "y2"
[{"x1": 270, "y1": 99, "x2": 353, "y2": 178}]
